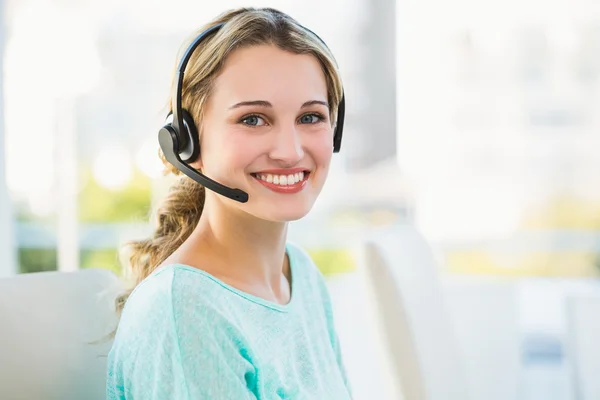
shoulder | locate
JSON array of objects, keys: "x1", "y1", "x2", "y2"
[
  {"x1": 115, "y1": 266, "x2": 240, "y2": 342},
  {"x1": 107, "y1": 267, "x2": 250, "y2": 399},
  {"x1": 109, "y1": 266, "x2": 248, "y2": 370},
  {"x1": 116, "y1": 267, "x2": 176, "y2": 334}
]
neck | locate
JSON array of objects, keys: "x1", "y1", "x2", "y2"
[{"x1": 189, "y1": 193, "x2": 289, "y2": 287}]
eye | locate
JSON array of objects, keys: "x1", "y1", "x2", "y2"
[
  {"x1": 299, "y1": 113, "x2": 325, "y2": 124},
  {"x1": 240, "y1": 114, "x2": 267, "y2": 127}
]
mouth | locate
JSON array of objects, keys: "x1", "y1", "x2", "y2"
[{"x1": 250, "y1": 170, "x2": 311, "y2": 194}]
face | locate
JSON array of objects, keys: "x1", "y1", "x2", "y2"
[{"x1": 191, "y1": 44, "x2": 334, "y2": 222}]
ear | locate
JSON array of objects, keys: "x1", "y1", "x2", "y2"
[{"x1": 189, "y1": 157, "x2": 203, "y2": 171}]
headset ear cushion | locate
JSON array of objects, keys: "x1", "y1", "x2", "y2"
[
  {"x1": 178, "y1": 109, "x2": 200, "y2": 163},
  {"x1": 333, "y1": 94, "x2": 345, "y2": 153}
]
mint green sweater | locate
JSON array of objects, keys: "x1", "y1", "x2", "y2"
[{"x1": 106, "y1": 243, "x2": 352, "y2": 399}]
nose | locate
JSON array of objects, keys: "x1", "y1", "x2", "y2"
[{"x1": 269, "y1": 124, "x2": 304, "y2": 165}]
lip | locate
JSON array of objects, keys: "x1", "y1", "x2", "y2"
[
  {"x1": 252, "y1": 167, "x2": 309, "y2": 175},
  {"x1": 251, "y1": 171, "x2": 311, "y2": 194}
]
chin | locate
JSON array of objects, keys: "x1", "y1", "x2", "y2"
[{"x1": 254, "y1": 200, "x2": 315, "y2": 223}]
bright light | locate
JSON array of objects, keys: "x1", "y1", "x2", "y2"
[
  {"x1": 7, "y1": 4, "x2": 102, "y2": 98},
  {"x1": 27, "y1": 191, "x2": 56, "y2": 217},
  {"x1": 92, "y1": 146, "x2": 133, "y2": 191},
  {"x1": 5, "y1": 3, "x2": 102, "y2": 199},
  {"x1": 414, "y1": 178, "x2": 523, "y2": 242},
  {"x1": 5, "y1": 114, "x2": 55, "y2": 195},
  {"x1": 135, "y1": 140, "x2": 164, "y2": 179}
]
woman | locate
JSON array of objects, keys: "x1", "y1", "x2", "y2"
[{"x1": 106, "y1": 7, "x2": 351, "y2": 399}]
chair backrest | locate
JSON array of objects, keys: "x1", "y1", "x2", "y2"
[
  {"x1": 359, "y1": 225, "x2": 470, "y2": 400},
  {"x1": 0, "y1": 268, "x2": 122, "y2": 400},
  {"x1": 566, "y1": 292, "x2": 600, "y2": 400},
  {"x1": 442, "y1": 277, "x2": 520, "y2": 400}
]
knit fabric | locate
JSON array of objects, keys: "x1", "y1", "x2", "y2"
[{"x1": 106, "y1": 242, "x2": 352, "y2": 399}]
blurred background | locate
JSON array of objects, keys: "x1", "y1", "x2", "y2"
[{"x1": 1, "y1": 0, "x2": 600, "y2": 399}]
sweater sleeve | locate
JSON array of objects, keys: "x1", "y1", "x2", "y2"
[{"x1": 106, "y1": 270, "x2": 258, "y2": 400}]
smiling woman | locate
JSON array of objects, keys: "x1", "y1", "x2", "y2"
[
  {"x1": 106, "y1": 7, "x2": 351, "y2": 400},
  {"x1": 191, "y1": 42, "x2": 336, "y2": 221}
]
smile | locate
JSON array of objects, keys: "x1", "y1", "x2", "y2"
[{"x1": 251, "y1": 170, "x2": 311, "y2": 194}]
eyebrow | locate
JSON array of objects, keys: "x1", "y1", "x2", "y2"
[{"x1": 228, "y1": 100, "x2": 329, "y2": 110}]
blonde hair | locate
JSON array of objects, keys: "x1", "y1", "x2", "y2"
[{"x1": 114, "y1": 7, "x2": 344, "y2": 320}]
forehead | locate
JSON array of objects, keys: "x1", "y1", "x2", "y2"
[{"x1": 210, "y1": 44, "x2": 328, "y2": 106}]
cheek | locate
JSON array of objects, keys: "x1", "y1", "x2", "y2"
[
  {"x1": 203, "y1": 135, "x2": 259, "y2": 174},
  {"x1": 308, "y1": 132, "x2": 334, "y2": 167}
]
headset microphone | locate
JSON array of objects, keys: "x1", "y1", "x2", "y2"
[
  {"x1": 158, "y1": 121, "x2": 249, "y2": 203},
  {"x1": 158, "y1": 21, "x2": 344, "y2": 204}
]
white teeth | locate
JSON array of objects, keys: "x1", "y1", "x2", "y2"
[{"x1": 255, "y1": 172, "x2": 308, "y2": 186}]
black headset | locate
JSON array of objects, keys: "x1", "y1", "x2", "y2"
[{"x1": 158, "y1": 22, "x2": 345, "y2": 203}]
